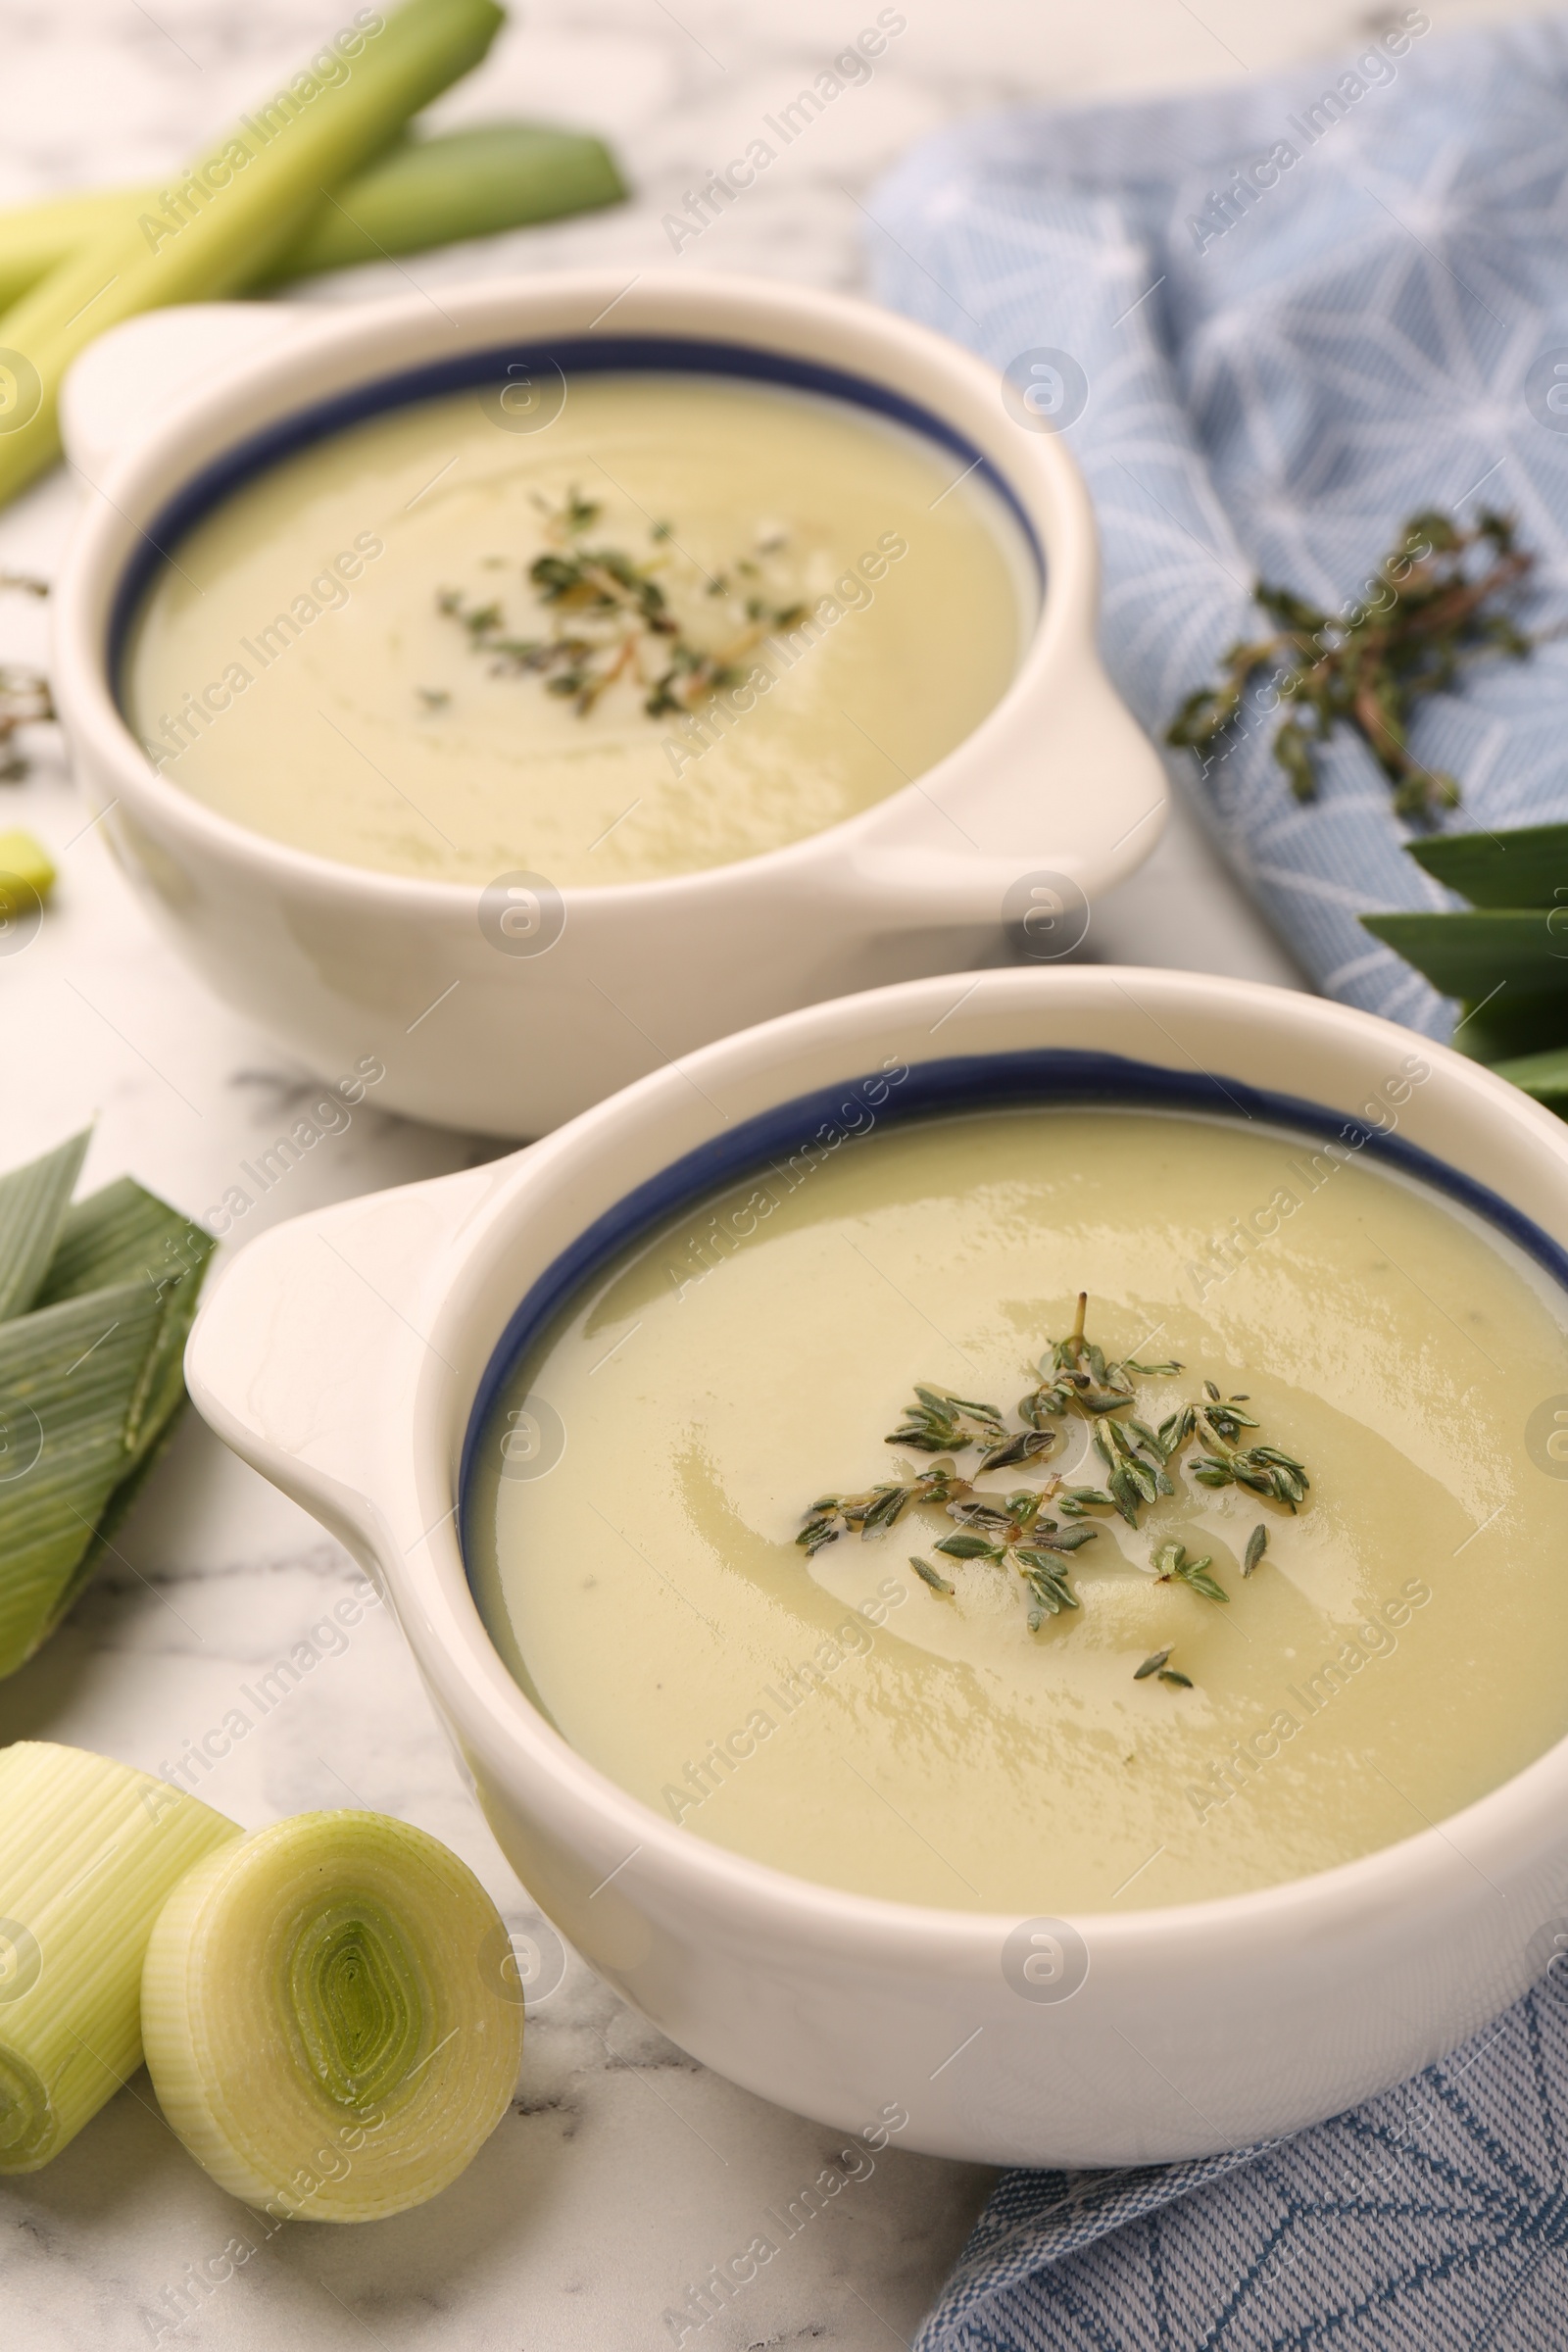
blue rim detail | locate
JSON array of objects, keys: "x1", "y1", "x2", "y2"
[
  {"x1": 107, "y1": 333, "x2": 1043, "y2": 693},
  {"x1": 457, "y1": 1046, "x2": 1568, "y2": 1574}
]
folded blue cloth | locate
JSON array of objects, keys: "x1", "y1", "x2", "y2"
[
  {"x1": 918, "y1": 1981, "x2": 1568, "y2": 2347},
  {"x1": 868, "y1": 12, "x2": 1568, "y2": 1043},
  {"x1": 868, "y1": 21, "x2": 1568, "y2": 2345}
]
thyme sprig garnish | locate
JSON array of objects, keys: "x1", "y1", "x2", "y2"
[
  {"x1": 797, "y1": 1294, "x2": 1310, "y2": 1647},
  {"x1": 799, "y1": 1457, "x2": 972, "y2": 1555},
  {"x1": 933, "y1": 1488, "x2": 1099, "y2": 1630},
  {"x1": 1152, "y1": 1541, "x2": 1227, "y2": 1603},
  {"x1": 435, "y1": 490, "x2": 805, "y2": 720},
  {"x1": 1008, "y1": 1296, "x2": 1306, "y2": 1523},
  {"x1": 1152, "y1": 1383, "x2": 1309, "y2": 1510},
  {"x1": 886, "y1": 1384, "x2": 1055, "y2": 1473},
  {"x1": 1166, "y1": 511, "x2": 1539, "y2": 819}
]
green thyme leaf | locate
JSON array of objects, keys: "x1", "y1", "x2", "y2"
[
  {"x1": 1057, "y1": 1486, "x2": 1114, "y2": 1515},
  {"x1": 1018, "y1": 1559, "x2": 1077, "y2": 1616},
  {"x1": 909, "y1": 1554, "x2": 955, "y2": 1596},
  {"x1": 1152, "y1": 1541, "x2": 1229, "y2": 1603},
  {"x1": 976, "y1": 1427, "x2": 1056, "y2": 1472},
  {"x1": 1030, "y1": 1526, "x2": 1098, "y2": 1553}
]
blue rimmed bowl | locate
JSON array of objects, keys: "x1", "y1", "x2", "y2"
[
  {"x1": 51, "y1": 271, "x2": 1165, "y2": 1138},
  {"x1": 185, "y1": 963, "x2": 1568, "y2": 2166}
]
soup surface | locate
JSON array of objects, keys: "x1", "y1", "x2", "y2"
[
  {"x1": 466, "y1": 1102, "x2": 1568, "y2": 1912},
  {"x1": 123, "y1": 373, "x2": 1030, "y2": 886}
]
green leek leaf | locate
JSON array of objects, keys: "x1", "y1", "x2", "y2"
[
  {"x1": 0, "y1": 1128, "x2": 86, "y2": 1322},
  {"x1": 261, "y1": 122, "x2": 625, "y2": 281},
  {"x1": 1447, "y1": 987, "x2": 1568, "y2": 1067},
  {"x1": 1484, "y1": 1043, "x2": 1568, "y2": 1105},
  {"x1": 0, "y1": 1145, "x2": 217, "y2": 1677},
  {"x1": 35, "y1": 1175, "x2": 217, "y2": 1467},
  {"x1": 1404, "y1": 822, "x2": 1568, "y2": 908},
  {"x1": 0, "y1": 1281, "x2": 163, "y2": 1675},
  {"x1": 1359, "y1": 909, "x2": 1568, "y2": 1001},
  {"x1": 0, "y1": 122, "x2": 626, "y2": 311}
]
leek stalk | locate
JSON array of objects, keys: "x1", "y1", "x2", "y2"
[
  {"x1": 0, "y1": 1743, "x2": 241, "y2": 2172},
  {"x1": 0, "y1": 0, "x2": 505, "y2": 509},
  {"x1": 0, "y1": 188, "x2": 145, "y2": 316},
  {"x1": 0, "y1": 123, "x2": 624, "y2": 312},
  {"x1": 142, "y1": 1812, "x2": 524, "y2": 2219},
  {"x1": 268, "y1": 121, "x2": 625, "y2": 277}
]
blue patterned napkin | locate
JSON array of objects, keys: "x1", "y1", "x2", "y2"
[
  {"x1": 917, "y1": 1981, "x2": 1568, "y2": 2347},
  {"x1": 868, "y1": 12, "x2": 1568, "y2": 1042},
  {"x1": 868, "y1": 22, "x2": 1568, "y2": 2345}
]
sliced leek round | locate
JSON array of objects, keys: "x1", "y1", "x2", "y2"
[
  {"x1": 142, "y1": 1810, "x2": 523, "y2": 2220},
  {"x1": 0, "y1": 1741, "x2": 241, "y2": 2172}
]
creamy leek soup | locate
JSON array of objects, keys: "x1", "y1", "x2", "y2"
[
  {"x1": 466, "y1": 1099, "x2": 1568, "y2": 1914},
  {"x1": 122, "y1": 373, "x2": 1032, "y2": 887}
]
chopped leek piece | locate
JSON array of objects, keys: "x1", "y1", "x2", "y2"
[
  {"x1": 142, "y1": 1812, "x2": 524, "y2": 2219},
  {"x1": 0, "y1": 1741, "x2": 241, "y2": 2172},
  {"x1": 0, "y1": 828, "x2": 54, "y2": 907}
]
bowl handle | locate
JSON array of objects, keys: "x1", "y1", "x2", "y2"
[
  {"x1": 826, "y1": 634, "x2": 1167, "y2": 927},
  {"x1": 823, "y1": 847, "x2": 1100, "y2": 931},
  {"x1": 184, "y1": 1162, "x2": 504, "y2": 1558},
  {"x1": 61, "y1": 302, "x2": 314, "y2": 478}
]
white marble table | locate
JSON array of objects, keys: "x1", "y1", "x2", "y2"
[{"x1": 0, "y1": 0, "x2": 1531, "y2": 2343}]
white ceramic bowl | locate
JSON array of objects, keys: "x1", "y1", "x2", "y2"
[
  {"x1": 52, "y1": 272, "x2": 1165, "y2": 1139},
  {"x1": 184, "y1": 964, "x2": 1568, "y2": 2166}
]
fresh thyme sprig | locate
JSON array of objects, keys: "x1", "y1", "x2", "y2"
[
  {"x1": 799, "y1": 1458, "x2": 972, "y2": 1555},
  {"x1": 885, "y1": 1384, "x2": 1055, "y2": 1473},
  {"x1": 796, "y1": 1293, "x2": 1309, "y2": 1647},
  {"x1": 1152, "y1": 1540, "x2": 1227, "y2": 1603},
  {"x1": 932, "y1": 1488, "x2": 1100, "y2": 1630},
  {"x1": 1019, "y1": 1325, "x2": 1308, "y2": 1527},
  {"x1": 1166, "y1": 511, "x2": 1538, "y2": 819},
  {"x1": 807, "y1": 1469, "x2": 1101, "y2": 1627},
  {"x1": 1152, "y1": 1383, "x2": 1309, "y2": 1510},
  {"x1": 435, "y1": 491, "x2": 805, "y2": 721}
]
